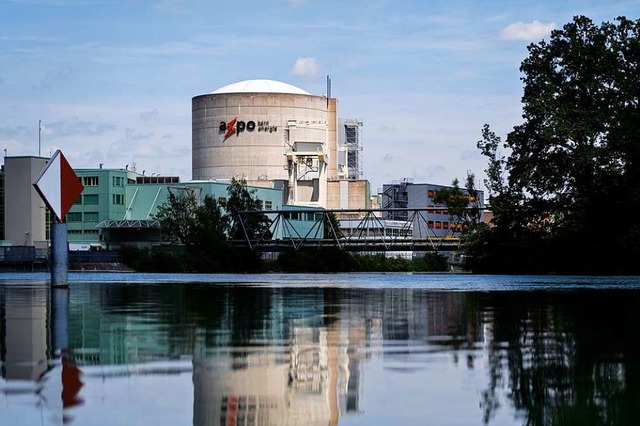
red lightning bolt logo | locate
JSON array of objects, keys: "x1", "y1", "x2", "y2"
[{"x1": 223, "y1": 117, "x2": 237, "y2": 141}]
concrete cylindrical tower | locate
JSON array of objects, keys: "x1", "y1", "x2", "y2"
[{"x1": 192, "y1": 80, "x2": 332, "y2": 207}]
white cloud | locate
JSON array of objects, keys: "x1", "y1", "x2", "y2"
[
  {"x1": 500, "y1": 20, "x2": 556, "y2": 41},
  {"x1": 290, "y1": 57, "x2": 321, "y2": 79}
]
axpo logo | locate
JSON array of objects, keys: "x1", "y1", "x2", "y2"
[{"x1": 219, "y1": 118, "x2": 278, "y2": 142}]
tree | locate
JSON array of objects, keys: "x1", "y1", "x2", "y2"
[
  {"x1": 323, "y1": 211, "x2": 344, "y2": 240},
  {"x1": 190, "y1": 195, "x2": 229, "y2": 250},
  {"x1": 154, "y1": 190, "x2": 229, "y2": 248},
  {"x1": 476, "y1": 16, "x2": 640, "y2": 273},
  {"x1": 154, "y1": 189, "x2": 198, "y2": 245},
  {"x1": 225, "y1": 177, "x2": 271, "y2": 241},
  {"x1": 433, "y1": 172, "x2": 481, "y2": 232}
]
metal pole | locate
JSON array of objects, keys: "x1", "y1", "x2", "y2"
[
  {"x1": 52, "y1": 287, "x2": 69, "y2": 353},
  {"x1": 51, "y1": 220, "x2": 68, "y2": 287}
]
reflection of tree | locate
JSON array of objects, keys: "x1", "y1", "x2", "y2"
[{"x1": 477, "y1": 291, "x2": 640, "y2": 426}]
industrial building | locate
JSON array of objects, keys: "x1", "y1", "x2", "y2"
[
  {"x1": 192, "y1": 79, "x2": 371, "y2": 212},
  {"x1": 0, "y1": 157, "x2": 50, "y2": 251},
  {"x1": 380, "y1": 179, "x2": 484, "y2": 238},
  {"x1": 0, "y1": 156, "x2": 324, "y2": 249}
]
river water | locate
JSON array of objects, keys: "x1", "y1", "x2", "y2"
[{"x1": 1, "y1": 272, "x2": 640, "y2": 426}]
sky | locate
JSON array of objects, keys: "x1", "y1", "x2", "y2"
[{"x1": 1, "y1": 0, "x2": 638, "y2": 194}]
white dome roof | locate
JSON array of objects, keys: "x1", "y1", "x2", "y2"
[{"x1": 212, "y1": 79, "x2": 310, "y2": 95}]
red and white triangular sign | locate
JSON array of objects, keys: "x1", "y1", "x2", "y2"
[{"x1": 33, "y1": 150, "x2": 84, "y2": 222}]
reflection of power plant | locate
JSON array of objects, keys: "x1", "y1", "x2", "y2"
[
  {"x1": 192, "y1": 294, "x2": 367, "y2": 426},
  {"x1": 1, "y1": 283, "x2": 479, "y2": 424}
]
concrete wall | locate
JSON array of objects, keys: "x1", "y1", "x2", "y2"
[
  {"x1": 192, "y1": 93, "x2": 329, "y2": 183},
  {"x1": 326, "y1": 180, "x2": 371, "y2": 213},
  {"x1": 4, "y1": 157, "x2": 48, "y2": 246}
]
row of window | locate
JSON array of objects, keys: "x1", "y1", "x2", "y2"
[
  {"x1": 73, "y1": 194, "x2": 124, "y2": 205},
  {"x1": 67, "y1": 212, "x2": 100, "y2": 222},
  {"x1": 427, "y1": 207, "x2": 449, "y2": 215},
  {"x1": 74, "y1": 194, "x2": 99, "y2": 205},
  {"x1": 78, "y1": 176, "x2": 130, "y2": 187},
  {"x1": 427, "y1": 221, "x2": 464, "y2": 231},
  {"x1": 82, "y1": 176, "x2": 99, "y2": 186},
  {"x1": 284, "y1": 212, "x2": 323, "y2": 221}
]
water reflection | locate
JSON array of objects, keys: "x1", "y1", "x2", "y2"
[{"x1": 1, "y1": 278, "x2": 640, "y2": 425}]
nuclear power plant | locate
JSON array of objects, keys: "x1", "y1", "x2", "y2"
[{"x1": 192, "y1": 79, "x2": 369, "y2": 211}]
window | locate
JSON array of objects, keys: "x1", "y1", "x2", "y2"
[
  {"x1": 112, "y1": 176, "x2": 124, "y2": 187},
  {"x1": 112, "y1": 194, "x2": 124, "y2": 205},
  {"x1": 83, "y1": 176, "x2": 99, "y2": 186},
  {"x1": 84, "y1": 194, "x2": 99, "y2": 205},
  {"x1": 284, "y1": 212, "x2": 301, "y2": 220},
  {"x1": 84, "y1": 212, "x2": 99, "y2": 222},
  {"x1": 67, "y1": 212, "x2": 82, "y2": 222},
  {"x1": 264, "y1": 201, "x2": 273, "y2": 210}
]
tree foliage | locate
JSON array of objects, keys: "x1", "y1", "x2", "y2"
[
  {"x1": 225, "y1": 177, "x2": 271, "y2": 240},
  {"x1": 471, "y1": 16, "x2": 640, "y2": 273},
  {"x1": 154, "y1": 189, "x2": 199, "y2": 245},
  {"x1": 433, "y1": 172, "x2": 481, "y2": 231},
  {"x1": 323, "y1": 211, "x2": 344, "y2": 240},
  {"x1": 189, "y1": 195, "x2": 228, "y2": 251}
]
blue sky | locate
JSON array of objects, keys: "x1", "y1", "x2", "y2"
[{"x1": 1, "y1": 0, "x2": 638, "y2": 192}]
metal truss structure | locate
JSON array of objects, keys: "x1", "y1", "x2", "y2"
[{"x1": 231, "y1": 208, "x2": 480, "y2": 252}]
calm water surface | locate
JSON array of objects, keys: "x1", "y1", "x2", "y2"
[{"x1": 1, "y1": 273, "x2": 640, "y2": 426}]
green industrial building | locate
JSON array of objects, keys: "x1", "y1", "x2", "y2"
[{"x1": 1, "y1": 156, "x2": 321, "y2": 250}]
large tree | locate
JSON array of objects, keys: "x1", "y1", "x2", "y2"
[
  {"x1": 154, "y1": 189, "x2": 199, "y2": 245},
  {"x1": 225, "y1": 177, "x2": 272, "y2": 241},
  {"x1": 476, "y1": 16, "x2": 640, "y2": 273}
]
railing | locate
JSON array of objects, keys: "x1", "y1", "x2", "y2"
[
  {"x1": 231, "y1": 207, "x2": 481, "y2": 252},
  {"x1": 0, "y1": 246, "x2": 37, "y2": 262},
  {"x1": 69, "y1": 251, "x2": 121, "y2": 263},
  {"x1": 0, "y1": 246, "x2": 120, "y2": 265}
]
